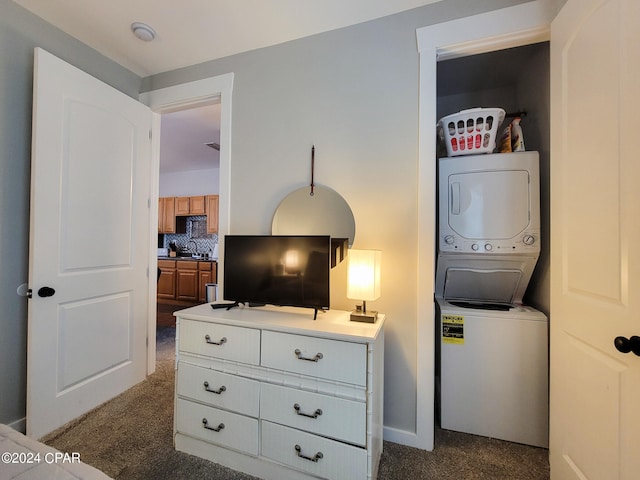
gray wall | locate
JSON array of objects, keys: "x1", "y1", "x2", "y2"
[
  {"x1": 142, "y1": 0, "x2": 532, "y2": 433},
  {"x1": 517, "y1": 45, "x2": 551, "y2": 314},
  {"x1": 0, "y1": 0, "x2": 141, "y2": 429},
  {"x1": 0, "y1": 0, "x2": 542, "y2": 437}
]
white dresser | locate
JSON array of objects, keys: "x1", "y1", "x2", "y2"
[{"x1": 173, "y1": 303, "x2": 385, "y2": 480}]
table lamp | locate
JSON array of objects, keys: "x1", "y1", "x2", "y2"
[{"x1": 347, "y1": 249, "x2": 381, "y2": 323}]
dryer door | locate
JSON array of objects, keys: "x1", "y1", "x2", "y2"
[{"x1": 448, "y1": 169, "x2": 529, "y2": 238}]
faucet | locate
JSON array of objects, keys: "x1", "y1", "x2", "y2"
[{"x1": 186, "y1": 240, "x2": 198, "y2": 255}]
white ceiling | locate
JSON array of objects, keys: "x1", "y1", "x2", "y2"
[
  {"x1": 159, "y1": 104, "x2": 221, "y2": 174},
  {"x1": 13, "y1": 0, "x2": 444, "y2": 77},
  {"x1": 13, "y1": 0, "x2": 443, "y2": 174}
]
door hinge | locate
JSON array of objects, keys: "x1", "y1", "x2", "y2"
[
  {"x1": 149, "y1": 129, "x2": 152, "y2": 141},
  {"x1": 17, "y1": 283, "x2": 31, "y2": 298}
]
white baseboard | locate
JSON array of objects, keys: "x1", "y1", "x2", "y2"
[
  {"x1": 7, "y1": 417, "x2": 26, "y2": 434},
  {"x1": 384, "y1": 425, "x2": 431, "y2": 450}
]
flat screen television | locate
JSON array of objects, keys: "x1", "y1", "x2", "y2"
[{"x1": 223, "y1": 235, "x2": 330, "y2": 314}]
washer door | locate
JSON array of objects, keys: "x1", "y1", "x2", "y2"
[
  {"x1": 435, "y1": 253, "x2": 538, "y2": 303},
  {"x1": 447, "y1": 300, "x2": 512, "y2": 311},
  {"x1": 444, "y1": 268, "x2": 522, "y2": 303}
]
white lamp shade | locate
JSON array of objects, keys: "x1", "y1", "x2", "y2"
[
  {"x1": 284, "y1": 249, "x2": 300, "y2": 273},
  {"x1": 347, "y1": 249, "x2": 381, "y2": 301}
]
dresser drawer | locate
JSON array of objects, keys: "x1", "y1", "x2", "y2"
[
  {"x1": 261, "y1": 331, "x2": 366, "y2": 386},
  {"x1": 261, "y1": 421, "x2": 367, "y2": 480},
  {"x1": 177, "y1": 362, "x2": 260, "y2": 417},
  {"x1": 260, "y1": 383, "x2": 366, "y2": 446},
  {"x1": 176, "y1": 398, "x2": 259, "y2": 455},
  {"x1": 179, "y1": 319, "x2": 260, "y2": 365}
]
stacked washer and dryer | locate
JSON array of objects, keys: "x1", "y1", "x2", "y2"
[{"x1": 435, "y1": 150, "x2": 549, "y2": 448}]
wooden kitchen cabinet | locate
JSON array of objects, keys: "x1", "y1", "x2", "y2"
[
  {"x1": 159, "y1": 259, "x2": 217, "y2": 304},
  {"x1": 176, "y1": 196, "x2": 206, "y2": 216},
  {"x1": 158, "y1": 197, "x2": 176, "y2": 233},
  {"x1": 159, "y1": 196, "x2": 213, "y2": 235},
  {"x1": 157, "y1": 260, "x2": 177, "y2": 299},
  {"x1": 176, "y1": 261, "x2": 198, "y2": 301},
  {"x1": 189, "y1": 196, "x2": 206, "y2": 215},
  {"x1": 175, "y1": 197, "x2": 190, "y2": 216},
  {"x1": 206, "y1": 195, "x2": 219, "y2": 234}
]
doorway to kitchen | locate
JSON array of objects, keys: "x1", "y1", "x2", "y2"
[
  {"x1": 156, "y1": 102, "x2": 222, "y2": 332},
  {"x1": 140, "y1": 72, "x2": 233, "y2": 375}
]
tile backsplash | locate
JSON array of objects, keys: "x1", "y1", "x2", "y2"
[{"x1": 161, "y1": 215, "x2": 218, "y2": 256}]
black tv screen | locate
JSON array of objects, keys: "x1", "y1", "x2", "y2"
[{"x1": 223, "y1": 235, "x2": 330, "y2": 310}]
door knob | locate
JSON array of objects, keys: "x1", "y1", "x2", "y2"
[
  {"x1": 37, "y1": 286, "x2": 56, "y2": 298},
  {"x1": 614, "y1": 336, "x2": 640, "y2": 356}
]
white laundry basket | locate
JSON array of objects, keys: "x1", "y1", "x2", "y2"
[{"x1": 438, "y1": 108, "x2": 505, "y2": 156}]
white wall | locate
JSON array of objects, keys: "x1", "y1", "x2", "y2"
[{"x1": 159, "y1": 168, "x2": 219, "y2": 197}]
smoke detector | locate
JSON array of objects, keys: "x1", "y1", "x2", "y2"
[{"x1": 131, "y1": 22, "x2": 156, "y2": 42}]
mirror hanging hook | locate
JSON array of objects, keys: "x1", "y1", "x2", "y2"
[{"x1": 310, "y1": 145, "x2": 315, "y2": 196}]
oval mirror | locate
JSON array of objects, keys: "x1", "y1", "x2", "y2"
[{"x1": 272, "y1": 185, "x2": 355, "y2": 267}]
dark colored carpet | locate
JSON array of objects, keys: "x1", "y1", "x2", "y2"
[{"x1": 42, "y1": 327, "x2": 549, "y2": 479}]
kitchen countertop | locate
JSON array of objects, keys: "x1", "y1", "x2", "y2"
[{"x1": 158, "y1": 256, "x2": 217, "y2": 262}]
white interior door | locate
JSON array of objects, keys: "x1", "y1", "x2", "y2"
[
  {"x1": 27, "y1": 48, "x2": 152, "y2": 439},
  {"x1": 549, "y1": 0, "x2": 640, "y2": 478}
]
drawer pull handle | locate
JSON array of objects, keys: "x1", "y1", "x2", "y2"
[
  {"x1": 202, "y1": 418, "x2": 225, "y2": 432},
  {"x1": 203, "y1": 381, "x2": 226, "y2": 395},
  {"x1": 295, "y1": 444, "x2": 323, "y2": 463},
  {"x1": 205, "y1": 334, "x2": 227, "y2": 346},
  {"x1": 294, "y1": 403, "x2": 323, "y2": 419},
  {"x1": 294, "y1": 349, "x2": 323, "y2": 362}
]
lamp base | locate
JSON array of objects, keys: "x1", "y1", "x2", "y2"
[{"x1": 350, "y1": 310, "x2": 378, "y2": 323}]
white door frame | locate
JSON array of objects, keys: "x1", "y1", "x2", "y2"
[
  {"x1": 412, "y1": 1, "x2": 552, "y2": 451},
  {"x1": 139, "y1": 74, "x2": 233, "y2": 373}
]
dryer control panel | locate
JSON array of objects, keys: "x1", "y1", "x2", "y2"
[{"x1": 441, "y1": 232, "x2": 540, "y2": 254}]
